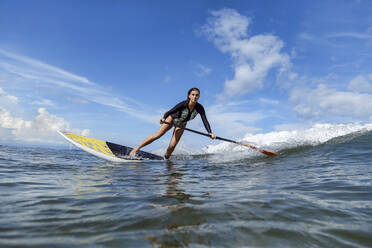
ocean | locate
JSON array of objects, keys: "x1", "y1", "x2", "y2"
[{"x1": 0, "y1": 123, "x2": 371, "y2": 247}]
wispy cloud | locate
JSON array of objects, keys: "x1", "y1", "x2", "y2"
[
  {"x1": 0, "y1": 87, "x2": 18, "y2": 104},
  {"x1": 0, "y1": 49, "x2": 93, "y2": 85},
  {"x1": 259, "y1": 98, "x2": 279, "y2": 105},
  {"x1": 66, "y1": 97, "x2": 89, "y2": 104},
  {"x1": 327, "y1": 31, "x2": 372, "y2": 47},
  {"x1": 327, "y1": 32, "x2": 372, "y2": 40},
  {"x1": 31, "y1": 99, "x2": 55, "y2": 107},
  {"x1": 348, "y1": 74, "x2": 372, "y2": 93},
  {"x1": 0, "y1": 49, "x2": 159, "y2": 123},
  {"x1": 194, "y1": 63, "x2": 212, "y2": 77},
  {"x1": 298, "y1": 32, "x2": 315, "y2": 41}
]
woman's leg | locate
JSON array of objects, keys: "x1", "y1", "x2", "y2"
[
  {"x1": 130, "y1": 116, "x2": 173, "y2": 156},
  {"x1": 164, "y1": 127, "x2": 184, "y2": 159}
]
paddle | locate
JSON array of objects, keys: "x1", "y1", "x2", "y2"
[{"x1": 162, "y1": 121, "x2": 277, "y2": 156}]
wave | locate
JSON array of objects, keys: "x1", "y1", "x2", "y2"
[
  {"x1": 149, "y1": 122, "x2": 372, "y2": 163},
  {"x1": 207, "y1": 123, "x2": 372, "y2": 152},
  {"x1": 158, "y1": 123, "x2": 371, "y2": 162}
]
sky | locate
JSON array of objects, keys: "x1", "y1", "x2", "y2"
[{"x1": 1, "y1": 0, "x2": 372, "y2": 150}]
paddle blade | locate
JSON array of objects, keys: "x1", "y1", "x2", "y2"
[
  {"x1": 260, "y1": 149, "x2": 277, "y2": 156},
  {"x1": 245, "y1": 144, "x2": 277, "y2": 156}
]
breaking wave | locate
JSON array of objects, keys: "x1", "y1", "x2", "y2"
[{"x1": 157, "y1": 123, "x2": 372, "y2": 162}]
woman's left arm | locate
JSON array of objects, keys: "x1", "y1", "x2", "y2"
[{"x1": 198, "y1": 104, "x2": 216, "y2": 139}]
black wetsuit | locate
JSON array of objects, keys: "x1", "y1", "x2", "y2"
[{"x1": 163, "y1": 100, "x2": 212, "y2": 133}]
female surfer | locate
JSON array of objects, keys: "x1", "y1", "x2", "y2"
[{"x1": 129, "y1": 87, "x2": 216, "y2": 160}]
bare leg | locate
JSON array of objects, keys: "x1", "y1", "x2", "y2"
[
  {"x1": 164, "y1": 127, "x2": 184, "y2": 159},
  {"x1": 130, "y1": 116, "x2": 173, "y2": 157}
]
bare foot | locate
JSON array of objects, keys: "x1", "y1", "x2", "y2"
[{"x1": 164, "y1": 154, "x2": 170, "y2": 160}]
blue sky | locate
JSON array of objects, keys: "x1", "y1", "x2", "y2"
[{"x1": 1, "y1": 0, "x2": 372, "y2": 149}]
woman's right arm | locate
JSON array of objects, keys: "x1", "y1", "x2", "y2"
[{"x1": 162, "y1": 101, "x2": 185, "y2": 119}]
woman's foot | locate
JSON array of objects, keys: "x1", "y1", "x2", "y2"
[{"x1": 164, "y1": 154, "x2": 170, "y2": 160}]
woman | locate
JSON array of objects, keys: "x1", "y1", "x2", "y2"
[{"x1": 130, "y1": 88, "x2": 216, "y2": 160}]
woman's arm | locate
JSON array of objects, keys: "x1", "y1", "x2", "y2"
[
  {"x1": 163, "y1": 101, "x2": 186, "y2": 119},
  {"x1": 197, "y1": 104, "x2": 212, "y2": 134}
]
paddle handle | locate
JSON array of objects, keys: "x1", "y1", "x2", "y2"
[{"x1": 162, "y1": 121, "x2": 277, "y2": 156}]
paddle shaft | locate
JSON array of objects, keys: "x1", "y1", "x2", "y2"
[{"x1": 162, "y1": 121, "x2": 277, "y2": 156}]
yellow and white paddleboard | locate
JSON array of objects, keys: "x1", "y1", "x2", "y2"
[{"x1": 58, "y1": 131, "x2": 164, "y2": 162}]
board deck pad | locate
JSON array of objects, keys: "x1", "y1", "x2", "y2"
[{"x1": 59, "y1": 131, "x2": 164, "y2": 162}]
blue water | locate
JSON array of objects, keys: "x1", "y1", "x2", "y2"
[{"x1": 0, "y1": 129, "x2": 372, "y2": 247}]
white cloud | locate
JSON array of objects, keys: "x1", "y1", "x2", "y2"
[
  {"x1": 0, "y1": 87, "x2": 21, "y2": 117},
  {"x1": 274, "y1": 122, "x2": 308, "y2": 132},
  {"x1": 348, "y1": 75, "x2": 372, "y2": 93},
  {"x1": 0, "y1": 106, "x2": 89, "y2": 144},
  {"x1": 290, "y1": 84, "x2": 372, "y2": 120},
  {"x1": 0, "y1": 87, "x2": 18, "y2": 104},
  {"x1": 0, "y1": 85, "x2": 88, "y2": 144},
  {"x1": 202, "y1": 8, "x2": 291, "y2": 99}
]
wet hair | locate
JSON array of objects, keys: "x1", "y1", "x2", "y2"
[{"x1": 187, "y1": 87, "x2": 200, "y2": 101}]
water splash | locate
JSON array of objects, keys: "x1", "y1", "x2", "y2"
[{"x1": 204, "y1": 123, "x2": 372, "y2": 156}]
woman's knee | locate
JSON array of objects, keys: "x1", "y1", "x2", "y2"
[
  {"x1": 174, "y1": 128, "x2": 184, "y2": 139},
  {"x1": 169, "y1": 129, "x2": 183, "y2": 145}
]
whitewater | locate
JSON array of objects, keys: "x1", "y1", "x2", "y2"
[{"x1": 171, "y1": 122, "x2": 372, "y2": 157}]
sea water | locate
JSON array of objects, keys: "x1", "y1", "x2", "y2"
[{"x1": 0, "y1": 123, "x2": 371, "y2": 247}]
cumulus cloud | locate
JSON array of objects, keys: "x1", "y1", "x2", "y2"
[
  {"x1": 290, "y1": 84, "x2": 372, "y2": 120},
  {"x1": 202, "y1": 8, "x2": 291, "y2": 99},
  {"x1": 0, "y1": 107, "x2": 89, "y2": 144},
  {"x1": 0, "y1": 87, "x2": 88, "y2": 144}
]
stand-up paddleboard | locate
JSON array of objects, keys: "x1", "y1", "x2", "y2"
[{"x1": 58, "y1": 131, "x2": 164, "y2": 162}]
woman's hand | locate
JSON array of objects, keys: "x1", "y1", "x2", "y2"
[{"x1": 209, "y1": 133, "x2": 217, "y2": 139}]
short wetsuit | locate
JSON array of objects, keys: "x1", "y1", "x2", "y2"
[{"x1": 163, "y1": 100, "x2": 212, "y2": 133}]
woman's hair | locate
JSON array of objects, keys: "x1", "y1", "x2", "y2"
[{"x1": 187, "y1": 87, "x2": 200, "y2": 101}]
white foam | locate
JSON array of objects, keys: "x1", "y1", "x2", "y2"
[{"x1": 204, "y1": 123, "x2": 372, "y2": 155}]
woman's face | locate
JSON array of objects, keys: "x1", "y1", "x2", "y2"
[{"x1": 188, "y1": 90, "x2": 200, "y2": 103}]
